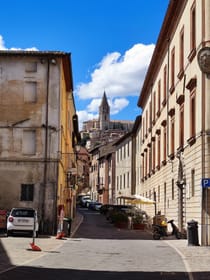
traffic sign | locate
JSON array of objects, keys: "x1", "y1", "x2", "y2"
[{"x1": 201, "y1": 178, "x2": 210, "y2": 188}]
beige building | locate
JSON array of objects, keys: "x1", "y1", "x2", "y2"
[
  {"x1": 137, "y1": 0, "x2": 210, "y2": 245},
  {"x1": 115, "y1": 133, "x2": 132, "y2": 201},
  {"x1": 0, "y1": 50, "x2": 80, "y2": 234},
  {"x1": 89, "y1": 142, "x2": 116, "y2": 204}
]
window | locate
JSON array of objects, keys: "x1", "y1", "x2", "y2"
[
  {"x1": 149, "y1": 101, "x2": 152, "y2": 129},
  {"x1": 157, "y1": 80, "x2": 161, "y2": 114},
  {"x1": 25, "y1": 62, "x2": 37, "y2": 72},
  {"x1": 142, "y1": 117, "x2": 145, "y2": 139},
  {"x1": 149, "y1": 145, "x2": 152, "y2": 174},
  {"x1": 163, "y1": 127, "x2": 167, "y2": 163},
  {"x1": 191, "y1": 2, "x2": 196, "y2": 52},
  {"x1": 127, "y1": 142, "x2": 130, "y2": 157},
  {"x1": 164, "y1": 182, "x2": 167, "y2": 209},
  {"x1": 157, "y1": 135, "x2": 161, "y2": 168},
  {"x1": 117, "y1": 150, "x2": 119, "y2": 163},
  {"x1": 178, "y1": 27, "x2": 184, "y2": 79},
  {"x1": 24, "y1": 82, "x2": 37, "y2": 103},
  {"x1": 172, "y1": 179, "x2": 174, "y2": 200},
  {"x1": 191, "y1": 169, "x2": 195, "y2": 197},
  {"x1": 20, "y1": 184, "x2": 34, "y2": 201},
  {"x1": 146, "y1": 110, "x2": 148, "y2": 133},
  {"x1": 127, "y1": 172, "x2": 130, "y2": 188},
  {"x1": 179, "y1": 106, "x2": 184, "y2": 148},
  {"x1": 190, "y1": 91, "x2": 196, "y2": 138},
  {"x1": 153, "y1": 91, "x2": 156, "y2": 122},
  {"x1": 158, "y1": 185, "x2": 160, "y2": 203},
  {"x1": 170, "y1": 117, "x2": 175, "y2": 156},
  {"x1": 188, "y1": 2, "x2": 196, "y2": 61},
  {"x1": 145, "y1": 150, "x2": 148, "y2": 176},
  {"x1": 170, "y1": 47, "x2": 175, "y2": 93},
  {"x1": 152, "y1": 140, "x2": 156, "y2": 171},
  {"x1": 22, "y1": 130, "x2": 36, "y2": 155},
  {"x1": 141, "y1": 154, "x2": 144, "y2": 179},
  {"x1": 163, "y1": 65, "x2": 167, "y2": 104}
]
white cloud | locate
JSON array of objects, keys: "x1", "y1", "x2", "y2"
[
  {"x1": 75, "y1": 43, "x2": 154, "y2": 129},
  {"x1": 109, "y1": 98, "x2": 129, "y2": 115},
  {"x1": 77, "y1": 110, "x2": 98, "y2": 130},
  {"x1": 75, "y1": 43, "x2": 155, "y2": 100},
  {"x1": 77, "y1": 97, "x2": 129, "y2": 129},
  {"x1": 87, "y1": 99, "x2": 101, "y2": 113},
  {"x1": 0, "y1": 34, "x2": 38, "y2": 51},
  {"x1": 0, "y1": 35, "x2": 6, "y2": 50}
]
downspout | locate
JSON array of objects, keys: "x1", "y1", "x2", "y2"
[
  {"x1": 41, "y1": 59, "x2": 50, "y2": 233},
  {"x1": 201, "y1": 73, "x2": 206, "y2": 245},
  {"x1": 166, "y1": 38, "x2": 170, "y2": 158}
]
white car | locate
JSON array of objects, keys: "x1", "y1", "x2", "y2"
[{"x1": 7, "y1": 207, "x2": 39, "y2": 237}]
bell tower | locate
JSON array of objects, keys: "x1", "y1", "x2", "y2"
[{"x1": 99, "y1": 91, "x2": 110, "y2": 131}]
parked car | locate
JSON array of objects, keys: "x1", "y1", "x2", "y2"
[
  {"x1": 100, "y1": 204, "x2": 114, "y2": 215},
  {"x1": 94, "y1": 203, "x2": 102, "y2": 211},
  {"x1": 7, "y1": 207, "x2": 39, "y2": 237},
  {"x1": 79, "y1": 195, "x2": 91, "y2": 207},
  {"x1": 105, "y1": 205, "x2": 140, "y2": 222},
  {"x1": 88, "y1": 201, "x2": 102, "y2": 211}
]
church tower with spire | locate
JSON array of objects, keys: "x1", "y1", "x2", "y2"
[{"x1": 99, "y1": 91, "x2": 110, "y2": 131}]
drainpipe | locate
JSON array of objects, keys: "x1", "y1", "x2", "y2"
[
  {"x1": 166, "y1": 38, "x2": 170, "y2": 158},
  {"x1": 41, "y1": 59, "x2": 50, "y2": 233}
]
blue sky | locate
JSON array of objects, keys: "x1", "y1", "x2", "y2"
[{"x1": 0, "y1": 0, "x2": 169, "y2": 129}]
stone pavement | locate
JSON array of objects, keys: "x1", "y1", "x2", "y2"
[
  {"x1": 1, "y1": 210, "x2": 210, "y2": 278},
  {"x1": 73, "y1": 210, "x2": 210, "y2": 276}
]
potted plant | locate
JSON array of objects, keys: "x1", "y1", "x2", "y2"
[
  {"x1": 132, "y1": 214, "x2": 146, "y2": 230},
  {"x1": 111, "y1": 211, "x2": 128, "y2": 229}
]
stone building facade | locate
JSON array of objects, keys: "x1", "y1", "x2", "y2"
[
  {"x1": 137, "y1": 0, "x2": 210, "y2": 245},
  {"x1": 0, "y1": 51, "x2": 79, "y2": 234}
]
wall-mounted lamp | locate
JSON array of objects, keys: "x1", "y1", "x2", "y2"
[{"x1": 51, "y1": 58, "x2": 57, "y2": 65}]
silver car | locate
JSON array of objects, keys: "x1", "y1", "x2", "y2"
[{"x1": 7, "y1": 207, "x2": 39, "y2": 237}]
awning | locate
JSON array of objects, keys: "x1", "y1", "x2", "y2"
[{"x1": 117, "y1": 194, "x2": 156, "y2": 205}]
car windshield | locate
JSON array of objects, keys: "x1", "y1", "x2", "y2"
[{"x1": 11, "y1": 209, "x2": 35, "y2": 218}]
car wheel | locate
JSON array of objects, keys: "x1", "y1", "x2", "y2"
[{"x1": 7, "y1": 230, "x2": 12, "y2": 237}]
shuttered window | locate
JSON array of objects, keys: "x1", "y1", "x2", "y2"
[{"x1": 20, "y1": 184, "x2": 34, "y2": 201}]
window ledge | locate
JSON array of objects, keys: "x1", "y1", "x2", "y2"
[
  {"x1": 188, "y1": 48, "x2": 196, "y2": 62},
  {"x1": 187, "y1": 136, "x2": 196, "y2": 146}
]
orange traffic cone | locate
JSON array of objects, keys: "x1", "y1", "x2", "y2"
[
  {"x1": 30, "y1": 242, "x2": 42, "y2": 251},
  {"x1": 56, "y1": 231, "x2": 65, "y2": 239},
  {"x1": 56, "y1": 231, "x2": 62, "y2": 239}
]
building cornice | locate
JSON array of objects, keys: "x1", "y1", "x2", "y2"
[{"x1": 137, "y1": 0, "x2": 187, "y2": 108}]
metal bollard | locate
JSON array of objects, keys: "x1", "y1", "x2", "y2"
[{"x1": 187, "y1": 220, "x2": 199, "y2": 246}]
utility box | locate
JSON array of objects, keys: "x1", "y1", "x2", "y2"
[
  {"x1": 63, "y1": 217, "x2": 72, "y2": 237},
  {"x1": 187, "y1": 220, "x2": 199, "y2": 246}
]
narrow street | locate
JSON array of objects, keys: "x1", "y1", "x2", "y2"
[{"x1": 0, "y1": 207, "x2": 191, "y2": 280}]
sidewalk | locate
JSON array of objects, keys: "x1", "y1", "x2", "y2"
[
  {"x1": 0, "y1": 211, "x2": 84, "y2": 273},
  {"x1": 164, "y1": 238, "x2": 210, "y2": 276},
  {"x1": 70, "y1": 210, "x2": 83, "y2": 237}
]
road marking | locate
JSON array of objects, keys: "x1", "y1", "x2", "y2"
[{"x1": 164, "y1": 240, "x2": 194, "y2": 280}]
